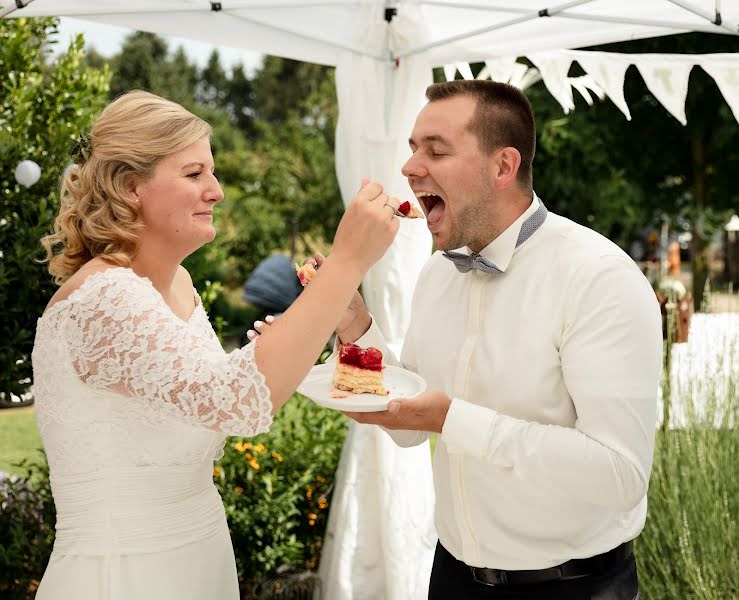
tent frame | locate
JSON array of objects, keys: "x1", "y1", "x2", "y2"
[{"x1": 2, "y1": 0, "x2": 736, "y2": 59}]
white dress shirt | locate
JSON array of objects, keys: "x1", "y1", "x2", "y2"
[{"x1": 354, "y1": 193, "x2": 663, "y2": 570}]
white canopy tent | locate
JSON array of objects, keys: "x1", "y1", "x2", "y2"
[{"x1": 6, "y1": 1, "x2": 737, "y2": 598}]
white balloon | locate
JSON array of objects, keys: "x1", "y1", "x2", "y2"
[{"x1": 15, "y1": 160, "x2": 41, "y2": 187}]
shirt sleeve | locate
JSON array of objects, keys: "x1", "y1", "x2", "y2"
[
  {"x1": 441, "y1": 254, "x2": 663, "y2": 512},
  {"x1": 63, "y1": 270, "x2": 273, "y2": 437}
]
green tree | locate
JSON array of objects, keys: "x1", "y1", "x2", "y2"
[
  {"x1": 529, "y1": 33, "x2": 739, "y2": 306},
  {"x1": 197, "y1": 49, "x2": 228, "y2": 108},
  {"x1": 108, "y1": 31, "x2": 167, "y2": 98},
  {"x1": 0, "y1": 17, "x2": 110, "y2": 404}
]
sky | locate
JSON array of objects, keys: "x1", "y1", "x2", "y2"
[{"x1": 55, "y1": 17, "x2": 264, "y2": 74}]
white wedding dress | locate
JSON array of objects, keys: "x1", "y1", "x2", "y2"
[{"x1": 31, "y1": 268, "x2": 274, "y2": 600}]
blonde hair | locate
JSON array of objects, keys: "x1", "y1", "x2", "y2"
[{"x1": 41, "y1": 91, "x2": 212, "y2": 284}]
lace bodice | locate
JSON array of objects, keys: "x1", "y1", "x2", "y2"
[{"x1": 32, "y1": 268, "x2": 273, "y2": 475}]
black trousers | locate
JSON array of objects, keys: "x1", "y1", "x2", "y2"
[{"x1": 428, "y1": 542, "x2": 639, "y2": 600}]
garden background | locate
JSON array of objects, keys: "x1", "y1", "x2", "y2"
[{"x1": 0, "y1": 17, "x2": 737, "y2": 599}]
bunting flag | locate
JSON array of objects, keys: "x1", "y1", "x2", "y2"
[
  {"x1": 573, "y1": 52, "x2": 632, "y2": 120},
  {"x1": 634, "y1": 57, "x2": 693, "y2": 125},
  {"x1": 443, "y1": 52, "x2": 739, "y2": 126},
  {"x1": 528, "y1": 52, "x2": 575, "y2": 113},
  {"x1": 698, "y1": 55, "x2": 739, "y2": 123}
]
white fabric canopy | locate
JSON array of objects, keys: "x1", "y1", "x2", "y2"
[{"x1": 6, "y1": 1, "x2": 736, "y2": 598}]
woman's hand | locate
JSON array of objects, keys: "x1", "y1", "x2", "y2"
[
  {"x1": 245, "y1": 314, "x2": 275, "y2": 342},
  {"x1": 330, "y1": 180, "x2": 400, "y2": 275}
]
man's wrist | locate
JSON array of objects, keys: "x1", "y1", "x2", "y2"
[{"x1": 337, "y1": 311, "x2": 372, "y2": 343}]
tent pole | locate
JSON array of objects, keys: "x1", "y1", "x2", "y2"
[
  {"x1": 557, "y1": 11, "x2": 735, "y2": 35},
  {"x1": 383, "y1": 5, "x2": 397, "y2": 137},
  {"x1": 0, "y1": 0, "x2": 35, "y2": 19},
  {"x1": 395, "y1": 0, "x2": 596, "y2": 59},
  {"x1": 665, "y1": 0, "x2": 738, "y2": 34},
  {"x1": 228, "y1": 12, "x2": 385, "y2": 59}
]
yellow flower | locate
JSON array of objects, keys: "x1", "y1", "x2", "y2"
[
  {"x1": 271, "y1": 451, "x2": 284, "y2": 462},
  {"x1": 233, "y1": 441, "x2": 251, "y2": 453},
  {"x1": 308, "y1": 513, "x2": 318, "y2": 526},
  {"x1": 213, "y1": 466, "x2": 222, "y2": 478},
  {"x1": 234, "y1": 486, "x2": 244, "y2": 494},
  {"x1": 245, "y1": 453, "x2": 254, "y2": 461},
  {"x1": 254, "y1": 443, "x2": 266, "y2": 455},
  {"x1": 248, "y1": 459, "x2": 260, "y2": 471},
  {"x1": 316, "y1": 475, "x2": 326, "y2": 483},
  {"x1": 318, "y1": 497, "x2": 328, "y2": 509},
  {"x1": 306, "y1": 487, "x2": 313, "y2": 500}
]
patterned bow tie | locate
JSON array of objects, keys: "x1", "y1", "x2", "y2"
[{"x1": 443, "y1": 200, "x2": 548, "y2": 274}]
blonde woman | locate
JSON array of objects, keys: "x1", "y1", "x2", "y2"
[{"x1": 32, "y1": 91, "x2": 400, "y2": 600}]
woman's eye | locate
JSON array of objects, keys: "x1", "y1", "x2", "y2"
[{"x1": 187, "y1": 172, "x2": 202, "y2": 179}]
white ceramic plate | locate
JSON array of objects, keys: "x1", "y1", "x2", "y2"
[{"x1": 297, "y1": 363, "x2": 427, "y2": 412}]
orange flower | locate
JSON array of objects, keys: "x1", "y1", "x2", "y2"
[
  {"x1": 254, "y1": 443, "x2": 266, "y2": 455},
  {"x1": 306, "y1": 487, "x2": 313, "y2": 500},
  {"x1": 271, "y1": 451, "x2": 284, "y2": 462},
  {"x1": 213, "y1": 466, "x2": 222, "y2": 478},
  {"x1": 233, "y1": 441, "x2": 251, "y2": 453},
  {"x1": 318, "y1": 497, "x2": 328, "y2": 509},
  {"x1": 234, "y1": 486, "x2": 244, "y2": 494},
  {"x1": 248, "y1": 459, "x2": 260, "y2": 471}
]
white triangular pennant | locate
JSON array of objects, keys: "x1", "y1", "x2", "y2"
[
  {"x1": 457, "y1": 62, "x2": 474, "y2": 81},
  {"x1": 484, "y1": 57, "x2": 519, "y2": 83},
  {"x1": 699, "y1": 59, "x2": 739, "y2": 124},
  {"x1": 443, "y1": 63, "x2": 457, "y2": 82},
  {"x1": 635, "y1": 58, "x2": 693, "y2": 126},
  {"x1": 575, "y1": 53, "x2": 632, "y2": 120},
  {"x1": 529, "y1": 53, "x2": 575, "y2": 113}
]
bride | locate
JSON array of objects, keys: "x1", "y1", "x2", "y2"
[{"x1": 32, "y1": 90, "x2": 401, "y2": 600}]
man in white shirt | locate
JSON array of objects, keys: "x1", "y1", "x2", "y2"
[{"x1": 337, "y1": 80, "x2": 662, "y2": 599}]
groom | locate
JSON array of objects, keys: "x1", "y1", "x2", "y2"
[{"x1": 337, "y1": 80, "x2": 662, "y2": 599}]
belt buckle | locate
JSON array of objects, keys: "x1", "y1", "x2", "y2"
[{"x1": 470, "y1": 566, "x2": 508, "y2": 586}]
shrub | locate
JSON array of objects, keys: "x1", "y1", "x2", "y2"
[
  {"x1": 214, "y1": 393, "x2": 348, "y2": 598},
  {"x1": 0, "y1": 17, "x2": 110, "y2": 404},
  {"x1": 636, "y1": 315, "x2": 738, "y2": 598},
  {"x1": 0, "y1": 451, "x2": 55, "y2": 600}
]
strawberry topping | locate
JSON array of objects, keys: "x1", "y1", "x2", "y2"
[
  {"x1": 338, "y1": 343, "x2": 383, "y2": 372},
  {"x1": 398, "y1": 200, "x2": 411, "y2": 216}
]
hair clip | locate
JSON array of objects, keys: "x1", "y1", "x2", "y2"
[{"x1": 70, "y1": 133, "x2": 92, "y2": 165}]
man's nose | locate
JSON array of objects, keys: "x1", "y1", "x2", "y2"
[{"x1": 401, "y1": 154, "x2": 426, "y2": 179}]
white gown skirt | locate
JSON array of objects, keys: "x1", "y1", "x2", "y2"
[{"x1": 35, "y1": 520, "x2": 239, "y2": 600}]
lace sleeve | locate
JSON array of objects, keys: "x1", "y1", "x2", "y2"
[{"x1": 62, "y1": 269, "x2": 273, "y2": 437}]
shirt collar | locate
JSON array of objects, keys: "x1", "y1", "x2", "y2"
[{"x1": 457, "y1": 192, "x2": 540, "y2": 273}]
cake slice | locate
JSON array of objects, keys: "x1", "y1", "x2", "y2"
[
  {"x1": 296, "y1": 262, "x2": 317, "y2": 286},
  {"x1": 332, "y1": 342, "x2": 388, "y2": 396},
  {"x1": 398, "y1": 200, "x2": 424, "y2": 219}
]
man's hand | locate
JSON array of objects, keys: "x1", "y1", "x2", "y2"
[
  {"x1": 345, "y1": 389, "x2": 452, "y2": 433},
  {"x1": 313, "y1": 252, "x2": 370, "y2": 343}
]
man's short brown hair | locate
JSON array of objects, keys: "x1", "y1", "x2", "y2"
[{"x1": 426, "y1": 80, "x2": 536, "y2": 188}]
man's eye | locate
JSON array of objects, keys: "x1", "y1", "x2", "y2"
[{"x1": 430, "y1": 151, "x2": 445, "y2": 157}]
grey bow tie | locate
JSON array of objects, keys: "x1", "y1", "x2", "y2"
[{"x1": 443, "y1": 200, "x2": 548, "y2": 274}]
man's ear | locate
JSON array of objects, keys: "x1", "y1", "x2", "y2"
[{"x1": 492, "y1": 147, "x2": 521, "y2": 189}]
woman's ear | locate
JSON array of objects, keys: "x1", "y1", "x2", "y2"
[{"x1": 492, "y1": 147, "x2": 521, "y2": 189}]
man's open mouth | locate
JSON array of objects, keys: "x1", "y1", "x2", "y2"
[{"x1": 416, "y1": 192, "x2": 445, "y2": 226}]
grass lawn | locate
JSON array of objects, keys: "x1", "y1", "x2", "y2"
[{"x1": 0, "y1": 407, "x2": 43, "y2": 475}]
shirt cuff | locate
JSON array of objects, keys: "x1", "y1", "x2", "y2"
[{"x1": 441, "y1": 398, "x2": 497, "y2": 457}]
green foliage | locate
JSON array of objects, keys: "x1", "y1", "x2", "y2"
[
  {"x1": 637, "y1": 338, "x2": 738, "y2": 599},
  {"x1": 213, "y1": 395, "x2": 348, "y2": 596},
  {"x1": 0, "y1": 17, "x2": 110, "y2": 402},
  {"x1": 0, "y1": 451, "x2": 55, "y2": 600}
]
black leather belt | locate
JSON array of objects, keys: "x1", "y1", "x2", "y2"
[{"x1": 470, "y1": 540, "x2": 634, "y2": 586}]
